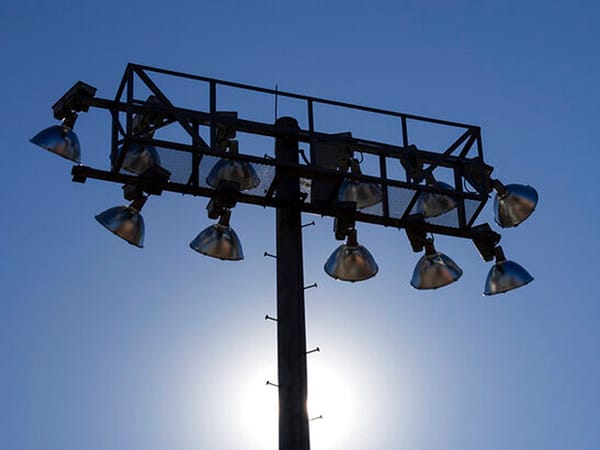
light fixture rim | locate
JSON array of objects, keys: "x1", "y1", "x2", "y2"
[
  {"x1": 30, "y1": 125, "x2": 82, "y2": 163},
  {"x1": 483, "y1": 276, "x2": 533, "y2": 295},
  {"x1": 410, "y1": 252, "x2": 463, "y2": 290},
  {"x1": 189, "y1": 223, "x2": 244, "y2": 261},
  {"x1": 494, "y1": 183, "x2": 539, "y2": 228},
  {"x1": 338, "y1": 179, "x2": 383, "y2": 210},
  {"x1": 206, "y1": 158, "x2": 261, "y2": 191},
  {"x1": 324, "y1": 243, "x2": 379, "y2": 282},
  {"x1": 95, "y1": 206, "x2": 144, "y2": 248},
  {"x1": 415, "y1": 180, "x2": 457, "y2": 218},
  {"x1": 483, "y1": 260, "x2": 534, "y2": 295}
]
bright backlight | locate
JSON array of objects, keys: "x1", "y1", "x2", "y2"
[{"x1": 238, "y1": 361, "x2": 356, "y2": 449}]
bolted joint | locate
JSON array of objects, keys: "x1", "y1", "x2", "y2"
[
  {"x1": 398, "y1": 144, "x2": 422, "y2": 180},
  {"x1": 122, "y1": 184, "x2": 144, "y2": 202},
  {"x1": 491, "y1": 178, "x2": 508, "y2": 196},
  {"x1": 333, "y1": 201, "x2": 357, "y2": 240},
  {"x1": 137, "y1": 165, "x2": 172, "y2": 196},
  {"x1": 61, "y1": 111, "x2": 78, "y2": 129},
  {"x1": 404, "y1": 215, "x2": 427, "y2": 252},
  {"x1": 206, "y1": 193, "x2": 238, "y2": 220},
  {"x1": 462, "y1": 157, "x2": 494, "y2": 194},
  {"x1": 471, "y1": 223, "x2": 502, "y2": 262}
]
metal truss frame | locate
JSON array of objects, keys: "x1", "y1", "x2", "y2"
[{"x1": 72, "y1": 63, "x2": 498, "y2": 243}]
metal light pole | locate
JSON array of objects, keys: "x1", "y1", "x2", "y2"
[
  {"x1": 275, "y1": 117, "x2": 310, "y2": 450},
  {"x1": 31, "y1": 63, "x2": 537, "y2": 450}
]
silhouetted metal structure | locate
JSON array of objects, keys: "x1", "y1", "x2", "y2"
[{"x1": 33, "y1": 63, "x2": 537, "y2": 450}]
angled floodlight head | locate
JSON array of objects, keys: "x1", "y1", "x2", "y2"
[
  {"x1": 484, "y1": 246, "x2": 533, "y2": 295},
  {"x1": 411, "y1": 238, "x2": 463, "y2": 289},
  {"x1": 116, "y1": 143, "x2": 162, "y2": 175},
  {"x1": 132, "y1": 95, "x2": 166, "y2": 134},
  {"x1": 492, "y1": 180, "x2": 538, "y2": 228},
  {"x1": 95, "y1": 195, "x2": 147, "y2": 248},
  {"x1": 51, "y1": 81, "x2": 97, "y2": 120},
  {"x1": 207, "y1": 141, "x2": 260, "y2": 191},
  {"x1": 338, "y1": 158, "x2": 383, "y2": 209},
  {"x1": 30, "y1": 81, "x2": 96, "y2": 163},
  {"x1": 416, "y1": 178, "x2": 457, "y2": 218},
  {"x1": 110, "y1": 96, "x2": 166, "y2": 174},
  {"x1": 30, "y1": 117, "x2": 81, "y2": 163},
  {"x1": 324, "y1": 229, "x2": 378, "y2": 282},
  {"x1": 400, "y1": 147, "x2": 456, "y2": 218},
  {"x1": 189, "y1": 209, "x2": 244, "y2": 261}
]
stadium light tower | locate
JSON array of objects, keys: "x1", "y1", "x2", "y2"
[{"x1": 31, "y1": 63, "x2": 538, "y2": 450}]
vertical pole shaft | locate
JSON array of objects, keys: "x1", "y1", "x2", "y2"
[{"x1": 275, "y1": 117, "x2": 310, "y2": 450}]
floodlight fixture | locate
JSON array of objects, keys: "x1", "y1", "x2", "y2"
[
  {"x1": 324, "y1": 229, "x2": 378, "y2": 282},
  {"x1": 108, "y1": 96, "x2": 166, "y2": 174},
  {"x1": 416, "y1": 177, "x2": 457, "y2": 218},
  {"x1": 492, "y1": 180, "x2": 538, "y2": 228},
  {"x1": 206, "y1": 141, "x2": 260, "y2": 191},
  {"x1": 411, "y1": 237, "x2": 463, "y2": 289},
  {"x1": 30, "y1": 81, "x2": 97, "y2": 163},
  {"x1": 483, "y1": 246, "x2": 533, "y2": 295},
  {"x1": 30, "y1": 113, "x2": 81, "y2": 163},
  {"x1": 189, "y1": 209, "x2": 244, "y2": 261},
  {"x1": 132, "y1": 95, "x2": 167, "y2": 133},
  {"x1": 95, "y1": 195, "x2": 147, "y2": 248},
  {"x1": 118, "y1": 143, "x2": 162, "y2": 175},
  {"x1": 338, "y1": 158, "x2": 383, "y2": 209}
]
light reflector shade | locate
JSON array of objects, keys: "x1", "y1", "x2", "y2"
[
  {"x1": 206, "y1": 159, "x2": 260, "y2": 191},
  {"x1": 95, "y1": 206, "x2": 145, "y2": 248},
  {"x1": 338, "y1": 180, "x2": 383, "y2": 209},
  {"x1": 30, "y1": 125, "x2": 81, "y2": 163},
  {"x1": 416, "y1": 181, "x2": 457, "y2": 218},
  {"x1": 119, "y1": 143, "x2": 161, "y2": 175},
  {"x1": 190, "y1": 224, "x2": 244, "y2": 261},
  {"x1": 411, "y1": 252, "x2": 463, "y2": 290},
  {"x1": 324, "y1": 231, "x2": 378, "y2": 282},
  {"x1": 494, "y1": 184, "x2": 538, "y2": 228},
  {"x1": 484, "y1": 260, "x2": 533, "y2": 295}
]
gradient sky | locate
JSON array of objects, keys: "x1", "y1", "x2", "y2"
[{"x1": 2, "y1": 1, "x2": 599, "y2": 449}]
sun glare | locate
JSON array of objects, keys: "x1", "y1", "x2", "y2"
[
  {"x1": 307, "y1": 359, "x2": 355, "y2": 449},
  {"x1": 239, "y1": 361, "x2": 356, "y2": 449},
  {"x1": 240, "y1": 365, "x2": 279, "y2": 449}
]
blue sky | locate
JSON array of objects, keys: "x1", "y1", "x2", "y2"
[{"x1": 1, "y1": 1, "x2": 599, "y2": 449}]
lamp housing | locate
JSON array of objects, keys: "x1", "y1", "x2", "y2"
[
  {"x1": 30, "y1": 117, "x2": 81, "y2": 163},
  {"x1": 493, "y1": 180, "x2": 538, "y2": 228},
  {"x1": 416, "y1": 179, "x2": 457, "y2": 218},
  {"x1": 206, "y1": 141, "x2": 260, "y2": 191},
  {"x1": 117, "y1": 143, "x2": 161, "y2": 175},
  {"x1": 324, "y1": 229, "x2": 378, "y2": 282},
  {"x1": 189, "y1": 209, "x2": 244, "y2": 261},
  {"x1": 484, "y1": 246, "x2": 533, "y2": 295},
  {"x1": 95, "y1": 196, "x2": 147, "y2": 248},
  {"x1": 338, "y1": 158, "x2": 383, "y2": 209},
  {"x1": 411, "y1": 238, "x2": 463, "y2": 289}
]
